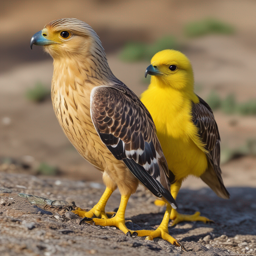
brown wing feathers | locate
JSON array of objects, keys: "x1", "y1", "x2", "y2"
[
  {"x1": 192, "y1": 96, "x2": 230, "y2": 199},
  {"x1": 91, "y1": 85, "x2": 177, "y2": 208}
]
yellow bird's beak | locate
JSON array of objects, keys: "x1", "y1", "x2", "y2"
[
  {"x1": 145, "y1": 64, "x2": 163, "y2": 78},
  {"x1": 30, "y1": 30, "x2": 56, "y2": 49}
]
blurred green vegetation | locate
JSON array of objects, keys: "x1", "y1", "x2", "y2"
[
  {"x1": 206, "y1": 91, "x2": 256, "y2": 116},
  {"x1": 184, "y1": 18, "x2": 235, "y2": 37},
  {"x1": 120, "y1": 18, "x2": 235, "y2": 63},
  {"x1": 26, "y1": 82, "x2": 50, "y2": 102},
  {"x1": 221, "y1": 139, "x2": 256, "y2": 164},
  {"x1": 119, "y1": 36, "x2": 180, "y2": 62},
  {"x1": 37, "y1": 162, "x2": 58, "y2": 176},
  {"x1": 221, "y1": 94, "x2": 236, "y2": 114},
  {"x1": 205, "y1": 91, "x2": 221, "y2": 110}
]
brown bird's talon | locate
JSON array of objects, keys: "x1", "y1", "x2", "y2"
[{"x1": 180, "y1": 244, "x2": 187, "y2": 252}]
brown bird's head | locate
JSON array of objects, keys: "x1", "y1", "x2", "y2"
[{"x1": 30, "y1": 18, "x2": 105, "y2": 60}]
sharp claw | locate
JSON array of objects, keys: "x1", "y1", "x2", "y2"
[
  {"x1": 206, "y1": 220, "x2": 214, "y2": 224},
  {"x1": 79, "y1": 216, "x2": 93, "y2": 225},
  {"x1": 113, "y1": 207, "x2": 119, "y2": 212},
  {"x1": 126, "y1": 231, "x2": 132, "y2": 237},
  {"x1": 180, "y1": 244, "x2": 187, "y2": 252},
  {"x1": 111, "y1": 213, "x2": 116, "y2": 217},
  {"x1": 132, "y1": 232, "x2": 138, "y2": 238}
]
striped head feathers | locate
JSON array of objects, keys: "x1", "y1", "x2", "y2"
[{"x1": 38, "y1": 18, "x2": 105, "y2": 59}]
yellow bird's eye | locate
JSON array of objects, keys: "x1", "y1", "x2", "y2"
[{"x1": 60, "y1": 31, "x2": 71, "y2": 39}]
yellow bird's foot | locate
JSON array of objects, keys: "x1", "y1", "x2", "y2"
[
  {"x1": 154, "y1": 199, "x2": 166, "y2": 207},
  {"x1": 171, "y1": 211, "x2": 214, "y2": 226},
  {"x1": 135, "y1": 226, "x2": 180, "y2": 246},
  {"x1": 73, "y1": 207, "x2": 115, "y2": 220}
]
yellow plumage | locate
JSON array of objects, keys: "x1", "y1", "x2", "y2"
[
  {"x1": 142, "y1": 49, "x2": 229, "y2": 224},
  {"x1": 142, "y1": 50, "x2": 207, "y2": 181}
]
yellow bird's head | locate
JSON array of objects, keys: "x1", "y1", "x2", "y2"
[
  {"x1": 145, "y1": 50, "x2": 194, "y2": 91},
  {"x1": 30, "y1": 18, "x2": 104, "y2": 59}
]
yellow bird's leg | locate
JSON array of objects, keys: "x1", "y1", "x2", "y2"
[
  {"x1": 135, "y1": 204, "x2": 180, "y2": 246},
  {"x1": 91, "y1": 194, "x2": 133, "y2": 235},
  {"x1": 170, "y1": 180, "x2": 213, "y2": 226},
  {"x1": 73, "y1": 187, "x2": 114, "y2": 219}
]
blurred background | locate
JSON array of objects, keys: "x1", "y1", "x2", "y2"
[{"x1": 1, "y1": 0, "x2": 256, "y2": 189}]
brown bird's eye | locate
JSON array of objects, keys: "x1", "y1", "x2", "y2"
[
  {"x1": 169, "y1": 65, "x2": 177, "y2": 71},
  {"x1": 60, "y1": 31, "x2": 70, "y2": 38}
]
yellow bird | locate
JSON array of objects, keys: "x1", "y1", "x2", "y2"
[
  {"x1": 142, "y1": 49, "x2": 230, "y2": 225},
  {"x1": 30, "y1": 18, "x2": 180, "y2": 245}
]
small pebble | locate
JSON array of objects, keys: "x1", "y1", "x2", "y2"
[
  {"x1": 238, "y1": 242, "x2": 248, "y2": 248},
  {"x1": 59, "y1": 229, "x2": 74, "y2": 234},
  {"x1": 203, "y1": 235, "x2": 211, "y2": 243},
  {"x1": 16, "y1": 185, "x2": 27, "y2": 189},
  {"x1": 22, "y1": 221, "x2": 35, "y2": 230},
  {"x1": 51, "y1": 200, "x2": 68, "y2": 206},
  {"x1": 2, "y1": 117, "x2": 11, "y2": 125},
  {"x1": 220, "y1": 235, "x2": 227, "y2": 240},
  {"x1": 65, "y1": 212, "x2": 79, "y2": 220},
  {"x1": 0, "y1": 199, "x2": 6, "y2": 205},
  {"x1": 89, "y1": 182, "x2": 102, "y2": 189},
  {"x1": 55, "y1": 180, "x2": 62, "y2": 186}
]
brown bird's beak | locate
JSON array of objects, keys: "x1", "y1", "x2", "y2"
[{"x1": 30, "y1": 30, "x2": 56, "y2": 49}]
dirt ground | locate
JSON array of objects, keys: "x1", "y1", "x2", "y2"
[
  {"x1": 1, "y1": 0, "x2": 256, "y2": 255},
  {"x1": 1, "y1": 168, "x2": 256, "y2": 256}
]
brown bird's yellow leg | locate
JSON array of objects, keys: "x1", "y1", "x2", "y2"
[
  {"x1": 170, "y1": 180, "x2": 213, "y2": 226},
  {"x1": 73, "y1": 187, "x2": 114, "y2": 219},
  {"x1": 135, "y1": 204, "x2": 180, "y2": 246},
  {"x1": 91, "y1": 194, "x2": 133, "y2": 235}
]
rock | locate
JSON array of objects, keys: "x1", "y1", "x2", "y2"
[
  {"x1": 59, "y1": 229, "x2": 74, "y2": 234},
  {"x1": 157, "y1": 240, "x2": 174, "y2": 252},
  {"x1": 89, "y1": 182, "x2": 102, "y2": 189},
  {"x1": 0, "y1": 187, "x2": 12, "y2": 193},
  {"x1": 238, "y1": 242, "x2": 248, "y2": 248},
  {"x1": 51, "y1": 200, "x2": 69, "y2": 206},
  {"x1": 55, "y1": 180, "x2": 62, "y2": 185},
  {"x1": 131, "y1": 242, "x2": 142, "y2": 248},
  {"x1": 16, "y1": 185, "x2": 27, "y2": 189},
  {"x1": 203, "y1": 235, "x2": 211, "y2": 243},
  {"x1": 220, "y1": 235, "x2": 227, "y2": 240},
  {"x1": 65, "y1": 211, "x2": 79, "y2": 220},
  {"x1": 18, "y1": 193, "x2": 53, "y2": 205},
  {"x1": 0, "y1": 198, "x2": 6, "y2": 205},
  {"x1": 22, "y1": 221, "x2": 35, "y2": 230}
]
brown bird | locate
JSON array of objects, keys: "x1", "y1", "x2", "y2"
[{"x1": 30, "y1": 18, "x2": 179, "y2": 245}]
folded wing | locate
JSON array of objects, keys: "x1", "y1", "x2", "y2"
[
  {"x1": 90, "y1": 84, "x2": 177, "y2": 208},
  {"x1": 192, "y1": 96, "x2": 229, "y2": 199}
]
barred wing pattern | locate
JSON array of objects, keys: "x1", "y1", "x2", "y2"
[
  {"x1": 90, "y1": 84, "x2": 177, "y2": 208},
  {"x1": 192, "y1": 96, "x2": 229, "y2": 199}
]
